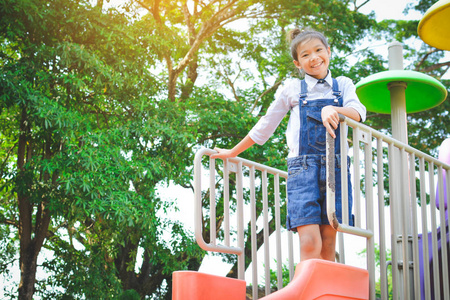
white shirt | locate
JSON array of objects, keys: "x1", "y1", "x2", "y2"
[{"x1": 248, "y1": 72, "x2": 367, "y2": 158}]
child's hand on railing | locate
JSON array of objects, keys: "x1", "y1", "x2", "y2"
[
  {"x1": 210, "y1": 136, "x2": 256, "y2": 160},
  {"x1": 321, "y1": 105, "x2": 340, "y2": 138},
  {"x1": 210, "y1": 147, "x2": 236, "y2": 159}
]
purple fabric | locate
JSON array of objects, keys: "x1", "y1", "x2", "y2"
[
  {"x1": 418, "y1": 139, "x2": 450, "y2": 299},
  {"x1": 418, "y1": 218, "x2": 449, "y2": 300},
  {"x1": 436, "y1": 138, "x2": 450, "y2": 211}
]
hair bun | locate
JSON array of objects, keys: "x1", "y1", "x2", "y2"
[{"x1": 287, "y1": 28, "x2": 302, "y2": 43}]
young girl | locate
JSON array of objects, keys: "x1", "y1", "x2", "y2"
[{"x1": 210, "y1": 29, "x2": 366, "y2": 262}]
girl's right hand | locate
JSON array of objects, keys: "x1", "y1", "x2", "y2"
[{"x1": 210, "y1": 147, "x2": 236, "y2": 159}]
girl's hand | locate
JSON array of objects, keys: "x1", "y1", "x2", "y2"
[
  {"x1": 321, "y1": 105, "x2": 339, "y2": 138},
  {"x1": 209, "y1": 136, "x2": 255, "y2": 160},
  {"x1": 210, "y1": 147, "x2": 236, "y2": 159}
]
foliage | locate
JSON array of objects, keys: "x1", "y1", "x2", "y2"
[
  {"x1": 359, "y1": 245, "x2": 393, "y2": 299},
  {"x1": 268, "y1": 260, "x2": 291, "y2": 291}
]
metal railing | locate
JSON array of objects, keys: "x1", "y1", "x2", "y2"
[
  {"x1": 194, "y1": 149, "x2": 291, "y2": 299},
  {"x1": 336, "y1": 115, "x2": 450, "y2": 300},
  {"x1": 193, "y1": 115, "x2": 450, "y2": 300}
]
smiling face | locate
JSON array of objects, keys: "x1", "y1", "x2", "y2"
[{"x1": 293, "y1": 38, "x2": 331, "y2": 80}]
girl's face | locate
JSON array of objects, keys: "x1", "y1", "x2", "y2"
[{"x1": 293, "y1": 38, "x2": 331, "y2": 80}]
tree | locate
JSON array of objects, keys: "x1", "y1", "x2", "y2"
[{"x1": 0, "y1": 0, "x2": 202, "y2": 298}]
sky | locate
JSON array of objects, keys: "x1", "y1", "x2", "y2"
[{"x1": 358, "y1": 0, "x2": 423, "y2": 21}]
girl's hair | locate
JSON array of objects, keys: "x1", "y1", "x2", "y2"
[{"x1": 287, "y1": 28, "x2": 329, "y2": 61}]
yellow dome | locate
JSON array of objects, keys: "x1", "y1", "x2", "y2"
[{"x1": 418, "y1": 0, "x2": 450, "y2": 50}]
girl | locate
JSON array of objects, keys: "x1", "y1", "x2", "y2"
[{"x1": 210, "y1": 29, "x2": 366, "y2": 262}]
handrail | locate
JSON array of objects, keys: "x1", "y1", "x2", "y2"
[
  {"x1": 326, "y1": 128, "x2": 374, "y2": 238},
  {"x1": 194, "y1": 148, "x2": 289, "y2": 255},
  {"x1": 325, "y1": 114, "x2": 450, "y2": 300},
  {"x1": 194, "y1": 147, "x2": 289, "y2": 288},
  {"x1": 193, "y1": 114, "x2": 450, "y2": 299}
]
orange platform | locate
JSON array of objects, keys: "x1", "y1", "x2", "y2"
[
  {"x1": 172, "y1": 270, "x2": 246, "y2": 300},
  {"x1": 173, "y1": 259, "x2": 369, "y2": 300}
]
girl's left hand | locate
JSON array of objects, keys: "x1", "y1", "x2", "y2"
[{"x1": 321, "y1": 105, "x2": 339, "y2": 138}]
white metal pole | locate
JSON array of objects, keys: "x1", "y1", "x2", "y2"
[{"x1": 387, "y1": 41, "x2": 414, "y2": 299}]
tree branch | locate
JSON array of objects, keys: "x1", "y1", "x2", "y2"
[
  {"x1": 421, "y1": 61, "x2": 450, "y2": 74},
  {"x1": 355, "y1": 0, "x2": 371, "y2": 11},
  {"x1": 250, "y1": 80, "x2": 283, "y2": 114},
  {"x1": 0, "y1": 142, "x2": 17, "y2": 177},
  {"x1": 182, "y1": 1, "x2": 196, "y2": 44},
  {"x1": 135, "y1": 0, "x2": 162, "y2": 24},
  {"x1": 1, "y1": 219, "x2": 19, "y2": 228},
  {"x1": 415, "y1": 49, "x2": 441, "y2": 70}
]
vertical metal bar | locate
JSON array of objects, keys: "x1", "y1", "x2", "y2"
[
  {"x1": 409, "y1": 153, "x2": 421, "y2": 299},
  {"x1": 209, "y1": 157, "x2": 216, "y2": 245},
  {"x1": 223, "y1": 159, "x2": 230, "y2": 246},
  {"x1": 400, "y1": 147, "x2": 410, "y2": 299},
  {"x1": 438, "y1": 166, "x2": 449, "y2": 299},
  {"x1": 388, "y1": 142, "x2": 400, "y2": 300},
  {"x1": 288, "y1": 173, "x2": 294, "y2": 281},
  {"x1": 250, "y1": 166, "x2": 258, "y2": 300},
  {"x1": 445, "y1": 168, "x2": 450, "y2": 300},
  {"x1": 377, "y1": 138, "x2": 388, "y2": 300},
  {"x1": 274, "y1": 174, "x2": 283, "y2": 291},
  {"x1": 326, "y1": 132, "x2": 336, "y2": 227},
  {"x1": 194, "y1": 151, "x2": 204, "y2": 248},
  {"x1": 353, "y1": 126, "x2": 361, "y2": 228},
  {"x1": 288, "y1": 231, "x2": 294, "y2": 281},
  {"x1": 338, "y1": 232, "x2": 345, "y2": 264},
  {"x1": 286, "y1": 173, "x2": 294, "y2": 281},
  {"x1": 364, "y1": 131, "x2": 376, "y2": 300},
  {"x1": 236, "y1": 161, "x2": 245, "y2": 280},
  {"x1": 341, "y1": 122, "x2": 349, "y2": 225},
  {"x1": 419, "y1": 157, "x2": 431, "y2": 300},
  {"x1": 262, "y1": 170, "x2": 271, "y2": 295},
  {"x1": 428, "y1": 161, "x2": 441, "y2": 299}
]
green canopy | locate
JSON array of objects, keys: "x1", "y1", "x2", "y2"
[{"x1": 355, "y1": 70, "x2": 447, "y2": 114}]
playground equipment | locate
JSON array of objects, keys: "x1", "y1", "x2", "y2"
[
  {"x1": 418, "y1": 138, "x2": 450, "y2": 300},
  {"x1": 355, "y1": 42, "x2": 447, "y2": 144},
  {"x1": 418, "y1": 0, "x2": 450, "y2": 50},
  {"x1": 418, "y1": 1, "x2": 450, "y2": 298},
  {"x1": 174, "y1": 121, "x2": 449, "y2": 300},
  {"x1": 173, "y1": 148, "x2": 371, "y2": 299},
  {"x1": 355, "y1": 41, "x2": 447, "y2": 299}
]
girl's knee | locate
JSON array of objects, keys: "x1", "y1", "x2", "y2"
[{"x1": 299, "y1": 234, "x2": 321, "y2": 254}]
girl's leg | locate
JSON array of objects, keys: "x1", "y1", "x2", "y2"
[
  {"x1": 319, "y1": 225, "x2": 337, "y2": 261},
  {"x1": 297, "y1": 224, "x2": 321, "y2": 261}
]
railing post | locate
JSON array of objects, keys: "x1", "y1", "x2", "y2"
[{"x1": 387, "y1": 41, "x2": 415, "y2": 299}]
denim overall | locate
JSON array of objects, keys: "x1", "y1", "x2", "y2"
[{"x1": 286, "y1": 78, "x2": 353, "y2": 231}]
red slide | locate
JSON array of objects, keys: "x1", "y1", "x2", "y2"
[{"x1": 261, "y1": 259, "x2": 369, "y2": 300}]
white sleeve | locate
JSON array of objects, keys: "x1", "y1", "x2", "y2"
[
  {"x1": 248, "y1": 87, "x2": 292, "y2": 145},
  {"x1": 339, "y1": 76, "x2": 367, "y2": 122}
]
